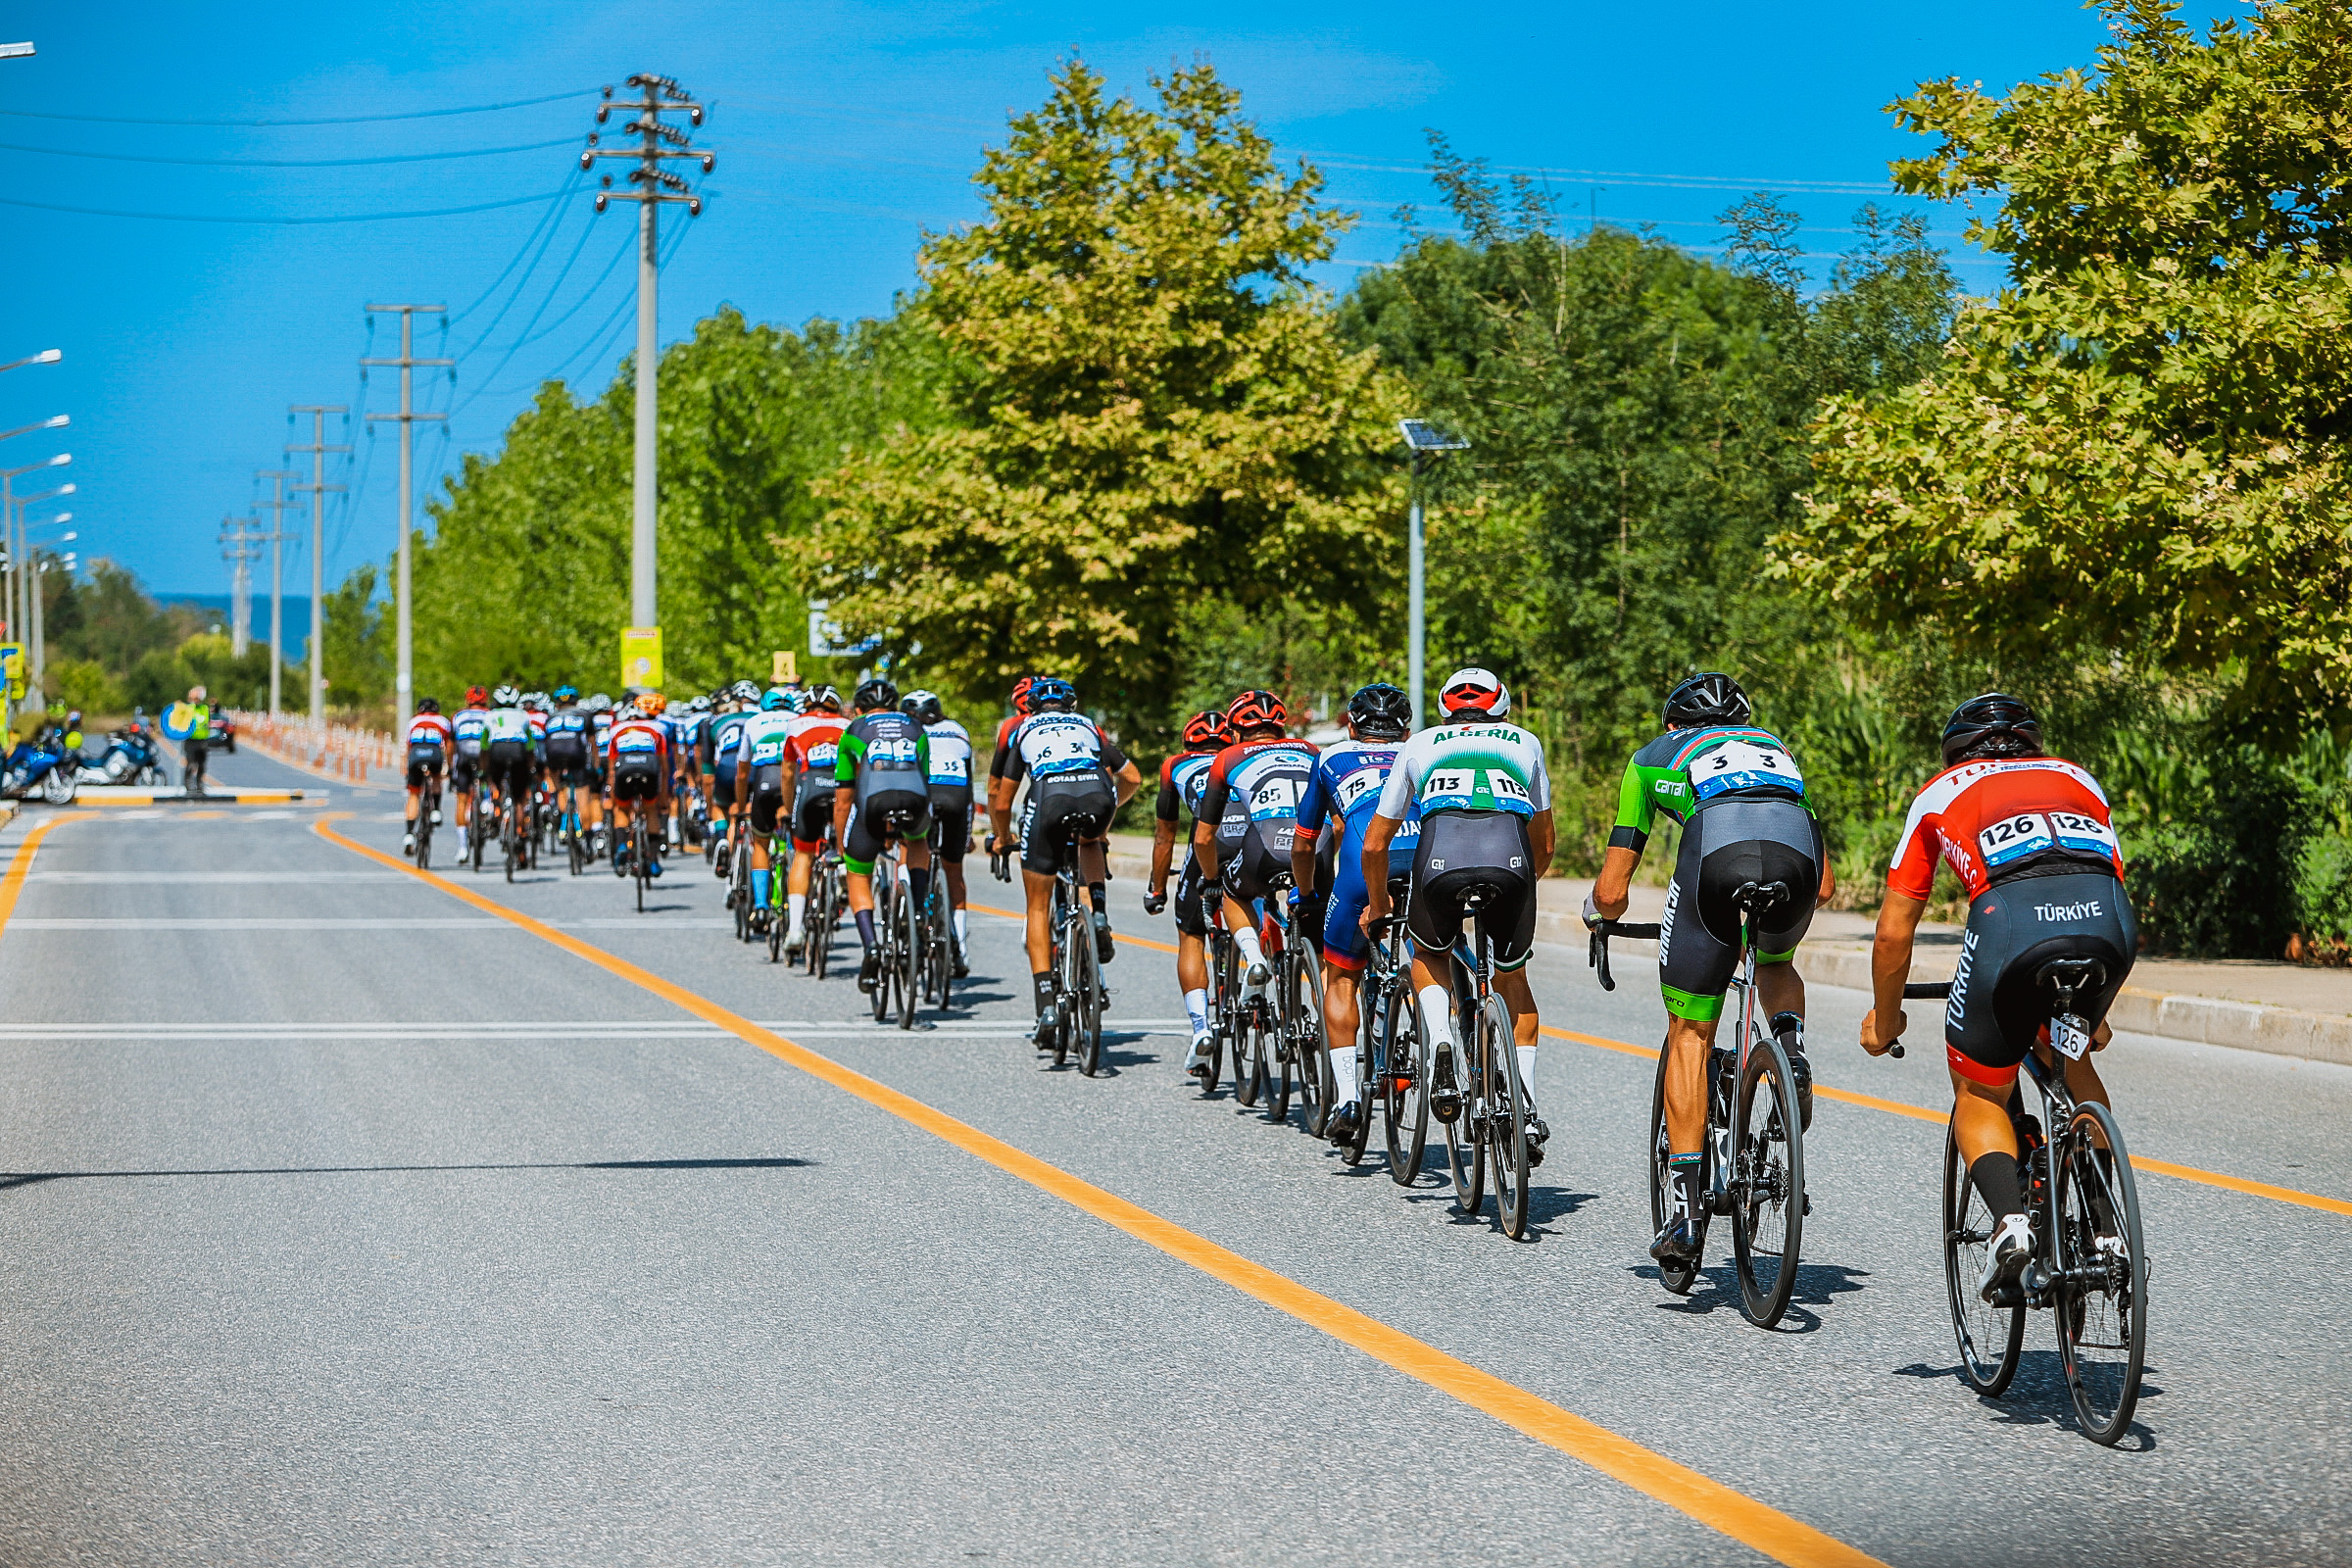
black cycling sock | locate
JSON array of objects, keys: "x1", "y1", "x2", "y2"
[
  {"x1": 1970, "y1": 1152, "x2": 2025, "y2": 1219},
  {"x1": 1033, "y1": 971, "x2": 1054, "y2": 1013},
  {"x1": 1089, "y1": 882, "x2": 1107, "y2": 915},
  {"x1": 1770, "y1": 1009, "x2": 1804, "y2": 1047},
  {"x1": 908, "y1": 867, "x2": 930, "y2": 906},
  {"x1": 855, "y1": 909, "x2": 876, "y2": 950}
]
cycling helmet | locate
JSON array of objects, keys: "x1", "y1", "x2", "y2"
[
  {"x1": 1661, "y1": 671, "x2": 1750, "y2": 729},
  {"x1": 1226, "y1": 688, "x2": 1286, "y2": 732},
  {"x1": 1347, "y1": 682, "x2": 1413, "y2": 740},
  {"x1": 1182, "y1": 710, "x2": 1235, "y2": 753},
  {"x1": 641, "y1": 692, "x2": 668, "y2": 715},
  {"x1": 760, "y1": 686, "x2": 794, "y2": 711},
  {"x1": 903, "y1": 688, "x2": 946, "y2": 725},
  {"x1": 492, "y1": 685, "x2": 522, "y2": 708},
  {"x1": 685, "y1": 695, "x2": 712, "y2": 714},
  {"x1": 807, "y1": 683, "x2": 844, "y2": 712},
  {"x1": 729, "y1": 678, "x2": 761, "y2": 705},
  {"x1": 1940, "y1": 692, "x2": 2044, "y2": 765},
  {"x1": 587, "y1": 692, "x2": 612, "y2": 712},
  {"x1": 1009, "y1": 674, "x2": 1038, "y2": 715},
  {"x1": 1437, "y1": 668, "x2": 1509, "y2": 718},
  {"x1": 552, "y1": 684, "x2": 579, "y2": 704},
  {"x1": 1030, "y1": 676, "x2": 1078, "y2": 712},
  {"x1": 521, "y1": 691, "x2": 549, "y2": 711},
  {"x1": 854, "y1": 677, "x2": 900, "y2": 711},
  {"x1": 466, "y1": 685, "x2": 490, "y2": 708},
  {"x1": 416, "y1": 697, "x2": 441, "y2": 714}
]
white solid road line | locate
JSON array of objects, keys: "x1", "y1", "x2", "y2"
[{"x1": 0, "y1": 1018, "x2": 1196, "y2": 1040}]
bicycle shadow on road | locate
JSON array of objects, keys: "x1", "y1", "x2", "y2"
[
  {"x1": 1631, "y1": 1258, "x2": 1872, "y2": 1332},
  {"x1": 1891, "y1": 1352, "x2": 2162, "y2": 1450}
]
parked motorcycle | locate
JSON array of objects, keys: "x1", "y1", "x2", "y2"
[
  {"x1": 1, "y1": 728, "x2": 78, "y2": 805},
  {"x1": 71, "y1": 722, "x2": 165, "y2": 787}
]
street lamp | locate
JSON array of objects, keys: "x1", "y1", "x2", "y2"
[
  {"x1": 24, "y1": 516, "x2": 77, "y2": 692},
  {"x1": 0, "y1": 414, "x2": 67, "y2": 444},
  {"x1": 0, "y1": 456, "x2": 71, "y2": 650},
  {"x1": 1397, "y1": 418, "x2": 1471, "y2": 730},
  {"x1": 0, "y1": 348, "x2": 61, "y2": 375}
]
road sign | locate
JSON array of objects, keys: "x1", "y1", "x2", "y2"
[
  {"x1": 0, "y1": 644, "x2": 23, "y2": 701},
  {"x1": 621, "y1": 626, "x2": 663, "y2": 691},
  {"x1": 772, "y1": 650, "x2": 797, "y2": 685},
  {"x1": 807, "y1": 601, "x2": 880, "y2": 659}
]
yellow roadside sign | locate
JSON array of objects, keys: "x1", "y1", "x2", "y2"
[
  {"x1": 621, "y1": 626, "x2": 663, "y2": 691},
  {"x1": 772, "y1": 650, "x2": 797, "y2": 685}
]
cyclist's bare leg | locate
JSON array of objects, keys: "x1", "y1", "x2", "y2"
[
  {"x1": 1022, "y1": 867, "x2": 1055, "y2": 974},
  {"x1": 1663, "y1": 1014, "x2": 1720, "y2": 1158},
  {"x1": 943, "y1": 858, "x2": 966, "y2": 909},
  {"x1": 1951, "y1": 1070, "x2": 2021, "y2": 1169},
  {"x1": 405, "y1": 784, "x2": 421, "y2": 829},
  {"x1": 1322, "y1": 962, "x2": 1358, "y2": 1054},
  {"x1": 1755, "y1": 960, "x2": 1804, "y2": 1022}
]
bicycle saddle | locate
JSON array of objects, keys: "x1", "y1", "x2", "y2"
[
  {"x1": 1734, "y1": 879, "x2": 1791, "y2": 915},
  {"x1": 2035, "y1": 955, "x2": 2108, "y2": 1003}
]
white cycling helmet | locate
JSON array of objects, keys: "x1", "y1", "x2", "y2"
[
  {"x1": 492, "y1": 684, "x2": 523, "y2": 708},
  {"x1": 1438, "y1": 667, "x2": 1510, "y2": 718}
]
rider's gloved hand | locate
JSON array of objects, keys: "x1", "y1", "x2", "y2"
[
  {"x1": 1581, "y1": 890, "x2": 1602, "y2": 931},
  {"x1": 1143, "y1": 887, "x2": 1166, "y2": 915}
]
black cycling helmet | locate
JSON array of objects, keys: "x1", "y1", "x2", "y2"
[
  {"x1": 902, "y1": 688, "x2": 946, "y2": 725},
  {"x1": 854, "y1": 677, "x2": 900, "y2": 712},
  {"x1": 1940, "y1": 692, "x2": 2044, "y2": 765},
  {"x1": 1662, "y1": 671, "x2": 1751, "y2": 729},
  {"x1": 416, "y1": 697, "x2": 441, "y2": 714},
  {"x1": 1030, "y1": 676, "x2": 1078, "y2": 711},
  {"x1": 1347, "y1": 682, "x2": 1412, "y2": 741}
]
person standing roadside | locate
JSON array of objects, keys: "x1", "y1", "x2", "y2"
[{"x1": 181, "y1": 685, "x2": 212, "y2": 798}]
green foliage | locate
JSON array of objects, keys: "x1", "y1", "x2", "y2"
[
  {"x1": 809, "y1": 59, "x2": 1405, "y2": 739},
  {"x1": 43, "y1": 657, "x2": 127, "y2": 717},
  {"x1": 1788, "y1": 0, "x2": 2352, "y2": 723},
  {"x1": 320, "y1": 563, "x2": 393, "y2": 709},
  {"x1": 53, "y1": 561, "x2": 202, "y2": 676}
]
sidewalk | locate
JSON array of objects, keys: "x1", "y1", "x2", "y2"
[{"x1": 1104, "y1": 833, "x2": 2352, "y2": 1068}]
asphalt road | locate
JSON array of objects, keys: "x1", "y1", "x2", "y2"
[{"x1": 0, "y1": 743, "x2": 2345, "y2": 1567}]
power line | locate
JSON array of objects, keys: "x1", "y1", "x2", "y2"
[
  {"x1": 0, "y1": 188, "x2": 567, "y2": 223},
  {"x1": 0, "y1": 136, "x2": 579, "y2": 169},
  {"x1": 452, "y1": 220, "x2": 626, "y2": 416},
  {"x1": 0, "y1": 89, "x2": 594, "y2": 128},
  {"x1": 447, "y1": 172, "x2": 581, "y2": 328},
  {"x1": 449, "y1": 169, "x2": 588, "y2": 362}
]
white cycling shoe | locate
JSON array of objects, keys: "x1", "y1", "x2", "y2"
[
  {"x1": 1240, "y1": 958, "x2": 1271, "y2": 1002},
  {"x1": 1978, "y1": 1212, "x2": 2034, "y2": 1300},
  {"x1": 1183, "y1": 1033, "x2": 1214, "y2": 1079}
]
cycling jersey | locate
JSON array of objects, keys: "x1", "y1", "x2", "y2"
[
  {"x1": 1297, "y1": 738, "x2": 1422, "y2": 968},
  {"x1": 1888, "y1": 757, "x2": 2124, "y2": 903},
  {"x1": 405, "y1": 713, "x2": 454, "y2": 789},
  {"x1": 1000, "y1": 712, "x2": 1128, "y2": 875},
  {"x1": 483, "y1": 708, "x2": 534, "y2": 748},
  {"x1": 923, "y1": 719, "x2": 973, "y2": 791},
  {"x1": 993, "y1": 710, "x2": 1121, "y2": 783},
  {"x1": 1375, "y1": 721, "x2": 1551, "y2": 820},
  {"x1": 450, "y1": 707, "x2": 490, "y2": 759},
  {"x1": 739, "y1": 711, "x2": 796, "y2": 775},
  {"x1": 608, "y1": 716, "x2": 668, "y2": 802},
  {"x1": 671, "y1": 710, "x2": 709, "y2": 764},
  {"x1": 405, "y1": 713, "x2": 454, "y2": 750},
  {"x1": 837, "y1": 710, "x2": 932, "y2": 873},
  {"x1": 786, "y1": 713, "x2": 848, "y2": 792},
  {"x1": 525, "y1": 710, "x2": 549, "y2": 745},
  {"x1": 922, "y1": 719, "x2": 976, "y2": 862},
  {"x1": 1197, "y1": 736, "x2": 1318, "y2": 901},
  {"x1": 1155, "y1": 749, "x2": 1220, "y2": 939},
  {"x1": 1610, "y1": 725, "x2": 1806, "y2": 852},
  {"x1": 543, "y1": 706, "x2": 592, "y2": 761}
]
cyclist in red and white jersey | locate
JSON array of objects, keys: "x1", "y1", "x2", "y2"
[
  {"x1": 1862, "y1": 693, "x2": 2136, "y2": 1301},
  {"x1": 607, "y1": 699, "x2": 673, "y2": 878},
  {"x1": 403, "y1": 698, "x2": 454, "y2": 858}
]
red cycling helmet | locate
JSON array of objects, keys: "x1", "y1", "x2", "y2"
[
  {"x1": 465, "y1": 684, "x2": 490, "y2": 708},
  {"x1": 1225, "y1": 689, "x2": 1287, "y2": 733},
  {"x1": 1010, "y1": 675, "x2": 1037, "y2": 715},
  {"x1": 1182, "y1": 710, "x2": 1235, "y2": 753},
  {"x1": 1439, "y1": 666, "x2": 1511, "y2": 718}
]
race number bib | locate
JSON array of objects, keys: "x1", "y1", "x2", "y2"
[
  {"x1": 929, "y1": 755, "x2": 969, "y2": 784},
  {"x1": 750, "y1": 735, "x2": 785, "y2": 763},
  {"x1": 2051, "y1": 1015, "x2": 2093, "y2": 1061},
  {"x1": 1419, "y1": 766, "x2": 1533, "y2": 815},
  {"x1": 1248, "y1": 775, "x2": 1301, "y2": 819},
  {"x1": 867, "y1": 735, "x2": 920, "y2": 769},
  {"x1": 2048, "y1": 808, "x2": 2121, "y2": 859},
  {"x1": 1332, "y1": 768, "x2": 1384, "y2": 815},
  {"x1": 1977, "y1": 811, "x2": 2056, "y2": 868},
  {"x1": 1690, "y1": 738, "x2": 1804, "y2": 803}
]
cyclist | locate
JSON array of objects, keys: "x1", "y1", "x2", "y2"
[
  {"x1": 1362, "y1": 668, "x2": 1555, "y2": 1160},
  {"x1": 481, "y1": 686, "x2": 537, "y2": 858},
  {"x1": 988, "y1": 676, "x2": 1142, "y2": 1044},
  {"x1": 542, "y1": 686, "x2": 597, "y2": 852},
  {"x1": 706, "y1": 681, "x2": 759, "y2": 867},
  {"x1": 1587, "y1": 671, "x2": 1835, "y2": 1265},
  {"x1": 607, "y1": 696, "x2": 672, "y2": 877},
  {"x1": 403, "y1": 697, "x2": 454, "y2": 858},
  {"x1": 993, "y1": 675, "x2": 1037, "y2": 756},
  {"x1": 779, "y1": 685, "x2": 850, "y2": 958},
  {"x1": 906, "y1": 689, "x2": 975, "y2": 978},
  {"x1": 834, "y1": 679, "x2": 934, "y2": 995},
  {"x1": 1861, "y1": 693, "x2": 2135, "y2": 1300},
  {"x1": 1146, "y1": 709, "x2": 1235, "y2": 1080},
  {"x1": 733, "y1": 688, "x2": 801, "y2": 936},
  {"x1": 1189, "y1": 690, "x2": 1318, "y2": 1007},
  {"x1": 450, "y1": 684, "x2": 492, "y2": 858},
  {"x1": 1292, "y1": 682, "x2": 1417, "y2": 1147}
]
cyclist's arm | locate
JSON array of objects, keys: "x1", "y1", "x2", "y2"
[
  {"x1": 1592, "y1": 757, "x2": 1657, "y2": 920},
  {"x1": 1360, "y1": 811, "x2": 1399, "y2": 919},
  {"x1": 1109, "y1": 758, "x2": 1142, "y2": 811},
  {"x1": 1191, "y1": 763, "x2": 1229, "y2": 861},
  {"x1": 1528, "y1": 807, "x2": 1555, "y2": 878},
  {"x1": 988, "y1": 773, "x2": 1017, "y2": 845},
  {"x1": 1861, "y1": 890, "x2": 1928, "y2": 1055}
]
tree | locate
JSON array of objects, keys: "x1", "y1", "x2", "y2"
[
  {"x1": 1786, "y1": 0, "x2": 2352, "y2": 721},
  {"x1": 319, "y1": 563, "x2": 392, "y2": 709},
  {"x1": 808, "y1": 60, "x2": 1405, "y2": 734}
]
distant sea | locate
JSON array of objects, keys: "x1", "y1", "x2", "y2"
[{"x1": 164, "y1": 594, "x2": 313, "y2": 662}]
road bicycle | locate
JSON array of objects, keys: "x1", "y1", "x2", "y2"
[
  {"x1": 469, "y1": 779, "x2": 493, "y2": 873},
  {"x1": 917, "y1": 830, "x2": 956, "y2": 1010},
  {"x1": 621, "y1": 809, "x2": 654, "y2": 912},
  {"x1": 1335, "y1": 903, "x2": 1428, "y2": 1187},
  {"x1": 1040, "y1": 830, "x2": 1106, "y2": 1074},
  {"x1": 501, "y1": 789, "x2": 530, "y2": 883},
  {"x1": 1426, "y1": 882, "x2": 1537, "y2": 1240},
  {"x1": 1593, "y1": 878, "x2": 1807, "y2": 1326},
  {"x1": 1901, "y1": 968, "x2": 2149, "y2": 1446},
  {"x1": 1192, "y1": 909, "x2": 1233, "y2": 1097},
  {"x1": 554, "y1": 783, "x2": 589, "y2": 877},
  {"x1": 413, "y1": 776, "x2": 442, "y2": 870},
  {"x1": 726, "y1": 824, "x2": 754, "y2": 944},
  {"x1": 804, "y1": 841, "x2": 846, "y2": 980},
  {"x1": 863, "y1": 826, "x2": 922, "y2": 1029},
  {"x1": 1256, "y1": 889, "x2": 1327, "y2": 1130}
]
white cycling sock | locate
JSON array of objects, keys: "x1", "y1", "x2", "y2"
[
  {"x1": 1418, "y1": 986, "x2": 1456, "y2": 1052},
  {"x1": 1234, "y1": 925, "x2": 1265, "y2": 972},
  {"x1": 1333, "y1": 1045, "x2": 1360, "y2": 1105},
  {"x1": 1517, "y1": 1045, "x2": 1538, "y2": 1102},
  {"x1": 788, "y1": 893, "x2": 807, "y2": 933},
  {"x1": 953, "y1": 908, "x2": 968, "y2": 946},
  {"x1": 1183, "y1": 988, "x2": 1209, "y2": 1037}
]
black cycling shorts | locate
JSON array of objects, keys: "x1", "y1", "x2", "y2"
[
  {"x1": 405, "y1": 744, "x2": 444, "y2": 789},
  {"x1": 790, "y1": 787, "x2": 833, "y2": 852},
  {"x1": 929, "y1": 785, "x2": 973, "y2": 862},
  {"x1": 1173, "y1": 852, "x2": 1212, "y2": 940},
  {"x1": 452, "y1": 751, "x2": 480, "y2": 792},
  {"x1": 1220, "y1": 820, "x2": 1299, "y2": 904},
  {"x1": 710, "y1": 770, "x2": 738, "y2": 811},
  {"x1": 1407, "y1": 809, "x2": 1537, "y2": 972},
  {"x1": 484, "y1": 740, "x2": 533, "y2": 797},
  {"x1": 747, "y1": 784, "x2": 786, "y2": 838},
  {"x1": 1022, "y1": 773, "x2": 1115, "y2": 875},
  {"x1": 543, "y1": 742, "x2": 589, "y2": 784},
  {"x1": 1657, "y1": 796, "x2": 1822, "y2": 1023},
  {"x1": 846, "y1": 791, "x2": 932, "y2": 873},
  {"x1": 612, "y1": 760, "x2": 662, "y2": 803},
  {"x1": 1945, "y1": 867, "x2": 2135, "y2": 1086}
]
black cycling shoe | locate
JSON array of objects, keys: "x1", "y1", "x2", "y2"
[
  {"x1": 1429, "y1": 1044, "x2": 1462, "y2": 1123},
  {"x1": 1650, "y1": 1214, "x2": 1702, "y2": 1266},
  {"x1": 856, "y1": 952, "x2": 879, "y2": 994},
  {"x1": 1787, "y1": 1049, "x2": 1815, "y2": 1132},
  {"x1": 1093, "y1": 912, "x2": 1115, "y2": 964},
  {"x1": 1034, "y1": 1004, "x2": 1059, "y2": 1049},
  {"x1": 1324, "y1": 1102, "x2": 1362, "y2": 1149},
  {"x1": 1526, "y1": 1114, "x2": 1550, "y2": 1168}
]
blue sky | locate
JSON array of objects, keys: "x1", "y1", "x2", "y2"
[{"x1": 1, "y1": 0, "x2": 2245, "y2": 600}]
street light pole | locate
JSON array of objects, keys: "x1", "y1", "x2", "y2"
[{"x1": 1396, "y1": 419, "x2": 1470, "y2": 730}]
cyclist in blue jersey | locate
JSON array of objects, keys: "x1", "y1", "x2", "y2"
[
  {"x1": 542, "y1": 685, "x2": 599, "y2": 853},
  {"x1": 1291, "y1": 682, "x2": 1417, "y2": 1147},
  {"x1": 1146, "y1": 709, "x2": 1238, "y2": 1079},
  {"x1": 705, "y1": 680, "x2": 759, "y2": 865},
  {"x1": 1190, "y1": 690, "x2": 1319, "y2": 1004}
]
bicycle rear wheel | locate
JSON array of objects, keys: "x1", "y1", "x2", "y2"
[
  {"x1": 1266, "y1": 975, "x2": 1294, "y2": 1124},
  {"x1": 1072, "y1": 916, "x2": 1103, "y2": 1076},
  {"x1": 896, "y1": 874, "x2": 919, "y2": 1030},
  {"x1": 416, "y1": 818, "x2": 433, "y2": 871},
  {"x1": 1731, "y1": 1037, "x2": 1805, "y2": 1328},
  {"x1": 2054, "y1": 1102, "x2": 2147, "y2": 1446},
  {"x1": 1647, "y1": 1044, "x2": 1702, "y2": 1295},
  {"x1": 1288, "y1": 952, "x2": 1328, "y2": 1136},
  {"x1": 1379, "y1": 979, "x2": 1428, "y2": 1185},
  {"x1": 1486, "y1": 996, "x2": 1531, "y2": 1240},
  {"x1": 1442, "y1": 1017, "x2": 1484, "y2": 1218},
  {"x1": 1941, "y1": 1121, "x2": 2026, "y2": 1396}
]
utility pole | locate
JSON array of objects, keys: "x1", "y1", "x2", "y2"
[
  {"x1": 219, "y1": 515, "x2": 259, "y2": 658},
  {"x1": 363, "y1": 305, "x2": 448, "y2": 732},
  {"x1": 1396, "y1": 420, "x2": 1470, "y2": 729},
  {"x1": 287, "y1": 405, "x2": 348, "y2": 722},
  {"x1": 584, "y1": 74, "x2": 712, "y2": 644},
  {"x1": 255, "y1": 468, "x2": 297, "y2": 714}
]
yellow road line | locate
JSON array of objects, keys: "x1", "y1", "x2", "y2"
[
  {"x1": 315, "y1": 812, "x2": 1882, "y2": 1568},
  {"x1": 0, "y1": 812, "x2": 94, "y2": 942},
  {"x1": 1542, "y1": 1024, "x2": 2352, "y2": 1217}
]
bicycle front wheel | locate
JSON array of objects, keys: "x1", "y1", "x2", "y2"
[
  {"x1": 1486, "y1": 996, "x2": 1531, "y2": 1240},
  {"x1": 2054, "y1": 1101, "x2": 2147, "y2": 1446},
  {"x1": 1941, "y1": 1120, "x2": 2025, "y2": 1396},
  {"x1": 1072, "y1": 915, "x2": 1103, "y2": 1076},
  {"x1": 1647, "y1": 1043, "x2": 1701, "y2": 1296},
  {"x1": 1379, "y1": 979, "x2": 1428, "y2": 1185},
  {"x1": 1288, "y1": 952, "x2": 1329, "y2": 1136},
  {"x1": 1442, "y1": 1018, "x2": 1484, "y2": 1219},
  {"x1": 1731, "y1": 1036, "x2": 1805, "y2": 1328},
  {"x1": 896, "y1": 877, "x2": 919, "y2": 1030}
]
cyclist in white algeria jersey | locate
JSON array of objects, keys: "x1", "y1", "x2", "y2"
[{"x1": 1361, "y1": 667, "x2": 1556, "y2": 1158}]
